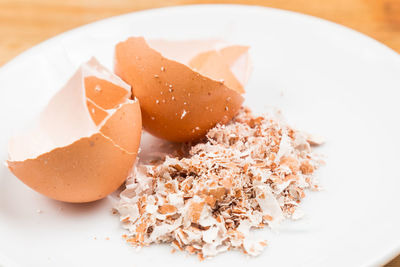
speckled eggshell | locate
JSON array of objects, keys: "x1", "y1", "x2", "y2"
[{"x1": 115, "y1": 37, "x2": 249, "y2": 142}]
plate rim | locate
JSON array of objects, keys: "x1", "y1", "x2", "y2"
[{"x1": 1, "y1": 4, "x2": 399, "y2": 266}]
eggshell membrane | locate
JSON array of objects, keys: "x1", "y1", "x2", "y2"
[
  {"x1": 115, "y1": 37, "x2": 250, "y2": 142},
  {"x1": 7, "y1": 58, "x2": 142, "y2": 203}
]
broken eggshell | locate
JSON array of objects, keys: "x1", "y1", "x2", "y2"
[
  {"x1": 7, "y1": 58, "x2": 142, "y2": 203},
  {"x1": 115, "y1": 37, "x2": 251, "y2": 142}
]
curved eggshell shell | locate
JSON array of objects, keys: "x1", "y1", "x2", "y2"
[
  {"x1": 7, "y1": 59, "x2": 142, "y2": 203},
  {"x1": 115, "y1": 37, "x2": 245, "y2": 142}
]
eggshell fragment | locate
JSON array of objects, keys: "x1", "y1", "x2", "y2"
[
  {"x1": 7, "y1": 58, "x2": 142, "y2": 203},
  {"x1": 115, "y1": 37, "x2": 251, "y2": 142}
]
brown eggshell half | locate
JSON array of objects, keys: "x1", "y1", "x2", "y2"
[
  {"x1": 115, "y1": 37, "x2": 251, "y2": 142},
  {"x1": 7, "y1": 58, "x2": 142, "y2": 203}
]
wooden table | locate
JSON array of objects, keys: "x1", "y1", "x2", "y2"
[{"x1": 0, "y1": 0, "x2": 399, "y2": 265}]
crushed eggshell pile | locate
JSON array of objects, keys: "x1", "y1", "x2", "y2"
[
  {"x1": 7, "y1": 58, "x2": 142, "y2": 203},
  {"x1": 115, "y1": 37, "x2": 251, "y2": 142},
  {"x1": 114, "y1": 107, "x2": 324, "y2": 259}
]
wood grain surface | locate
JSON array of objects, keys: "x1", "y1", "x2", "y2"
[{"x1": 0, "y1": 0, "x2": 399, "y2": 266}]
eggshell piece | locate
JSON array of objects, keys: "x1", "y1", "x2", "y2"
[
  {"x1": 115, "y1": 37, "x2": 250, "y2": 142},
  {"x1": 7, "y1": 58, "x2": 142, "y2": 203}
]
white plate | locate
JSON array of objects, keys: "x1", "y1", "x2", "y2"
[{"x1": 1, "y1": 4, "x2": 399, "y2": 267}]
